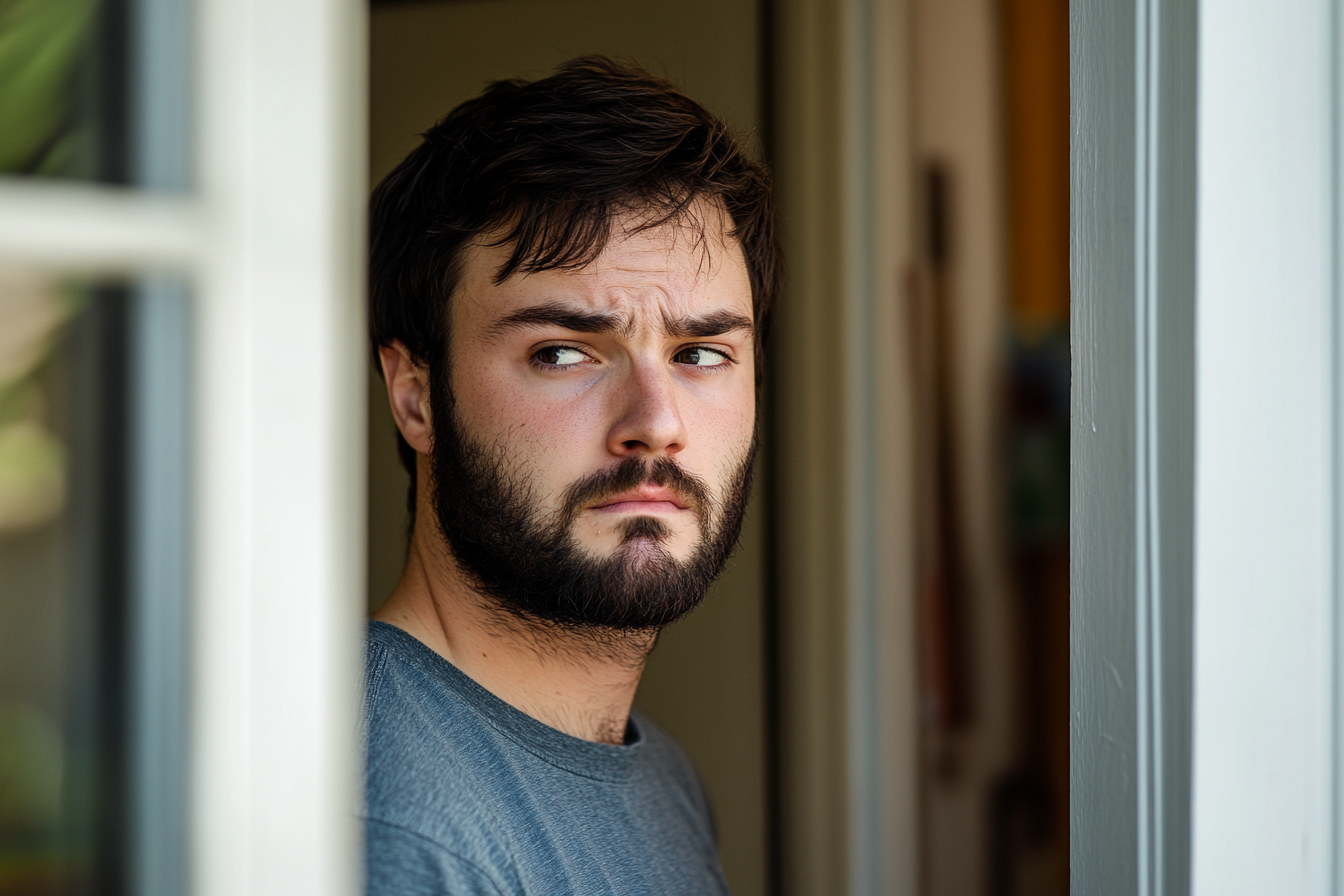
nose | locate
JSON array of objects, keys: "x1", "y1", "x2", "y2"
[{"x1": 606, "y1": 361, "x2": 688, "y2": 457}]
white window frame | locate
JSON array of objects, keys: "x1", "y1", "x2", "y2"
[{"x1": 0, "y1": 0, "x2": 367, "y2": 893}]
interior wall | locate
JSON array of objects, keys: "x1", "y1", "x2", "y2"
[{"x1": 366, "y1": 4, "x2": 767, "y2": 893}]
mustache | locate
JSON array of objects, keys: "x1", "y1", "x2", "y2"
[{"x1": 558, "y1": 455, "x2": 712, "y2": 527}]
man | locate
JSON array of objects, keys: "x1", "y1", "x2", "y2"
[{"x1": 363, "y1": 57, "x2": 779, "y2": 895}]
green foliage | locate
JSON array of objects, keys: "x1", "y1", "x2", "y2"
[{"x1": 0, "y1": 0, "x2": 99, "y2": 175}]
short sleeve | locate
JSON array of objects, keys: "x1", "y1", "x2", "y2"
[{"x1": 365, "y1": 818, "x2": 505, "y2": 896}]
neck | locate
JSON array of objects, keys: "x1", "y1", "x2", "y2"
[{"x1": 374, "y1": 528, "x2": 657, "y2": 746}]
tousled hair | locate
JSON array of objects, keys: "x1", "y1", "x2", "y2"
[{"x1": 368, "y1": 55, "x2": 780, "y2": 515}]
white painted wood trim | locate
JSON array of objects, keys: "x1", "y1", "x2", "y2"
[
  {"x1": 189, "y1": 0, "x2": 367, "y2": 894},
  {"x1": 772, "y1": 0, "x2": 919, "y2": 892},
  {"x1": 1071, "y1": 0, "x2": 1196, "y2": 891},
  {"x1": 1075, "y1": 0, "x2": 1344, "y2": 891},
  {"x1": 1191, "y1": 2, "x2": 1336, "y2": 893},
  {"x1": 0, "y1": 181, "x2": 203, "y2": 270},
  {"x1": 841, "y1": 0, "x2": 920, "y2": 894}
]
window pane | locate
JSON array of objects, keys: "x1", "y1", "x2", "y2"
[
  {"x1": 0, "y1": 268, "x2": 188, "y2": 896},
  {"x1": 0, "y1": 0, "x2": 190, "y2": 188}
]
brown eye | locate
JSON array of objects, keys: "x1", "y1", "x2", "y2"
[
  {"x1": 535, "y1": 346, "x2": 588, "y2": 367},
  {"x1": 674, "y1": 346, "x2": 730, "y2": 367}
]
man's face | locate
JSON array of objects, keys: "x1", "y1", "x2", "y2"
[{"x1": 429, "y1": 204, "x2": 757, "y2": 630}]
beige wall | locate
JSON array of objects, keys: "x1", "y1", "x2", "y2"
[
  {"x1": 366, "y1": 4, "x2": 767, "y2": 893},
  {"x1": 912, "y1": 0, "x2": 1052, "y2": 893}
]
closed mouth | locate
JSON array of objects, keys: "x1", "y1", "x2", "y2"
[{"x1": 591, "y1": 484, "x2": 689, "y2": 513}]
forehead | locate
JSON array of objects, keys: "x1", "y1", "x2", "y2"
[{"x1": 455, "y1": 206, "x2": 753, "y2": 324}]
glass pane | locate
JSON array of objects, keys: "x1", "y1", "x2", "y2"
[
  {"x1": 0, "y1": 0, "x2": 190, "y2": 188},
  {"x1": 0, "y1": 268, "x2": 188, "y2": 896}
]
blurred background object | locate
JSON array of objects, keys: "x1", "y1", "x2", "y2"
[
  {"x1": 0, "y1": 271, "x2": 130, "y2": 896},
  {"x1": 0, "y1": 270, "x2": 75, "y2": 535},
  {"x1": 0, "y1": 2, "x2": 134, "y2": 889},
  {"x1": 0, "y1": 265, "x2": 190, "y2": 896},
  {"x1": 911, "y1": 2, "x2": 1068, "y2": 894},
  {"x1": 1, "y1": 0, "x2": 192, "y2": 891},
  {"x1": 1, "y1": 0, "x2": 124, "y2": 182}
]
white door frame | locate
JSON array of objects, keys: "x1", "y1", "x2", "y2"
[
  {"x1": 1071, "y1": 0, "x2": 1196, "y2": 891},
  {"x1": 1072, "y1": 1, "x2": 1343, "y2": 893}
]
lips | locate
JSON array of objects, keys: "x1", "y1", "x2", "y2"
[
  {"x1": 559, "y1": 456, "x2": 711, "y2": 527},
  {"x1": 591, "y1": 484, "x2": 690, "y2": 512}
]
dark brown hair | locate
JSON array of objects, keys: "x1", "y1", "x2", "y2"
[{"x1": 368, "y1": 56, "x2": 780, "y2": 502}]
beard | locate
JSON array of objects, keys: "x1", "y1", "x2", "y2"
[{"x1": 427, "y1": 392, "x2": 755, "y2": 632}]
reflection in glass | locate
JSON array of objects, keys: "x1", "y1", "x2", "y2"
[{"x1": 0, "y1": 270, "x2": 188, "y2": 896}]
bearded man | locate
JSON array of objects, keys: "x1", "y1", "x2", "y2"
[{"x1": 362, "y1": 56, "x2": 778, "y2": 895}]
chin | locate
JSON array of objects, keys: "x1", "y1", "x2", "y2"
[{"x1": 616, "y1": 536, "x2": 673, "y2": 568}]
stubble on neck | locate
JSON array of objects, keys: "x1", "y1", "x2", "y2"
[{"x1": 373, "y1": 512, "x2": 661, "y2": 745}]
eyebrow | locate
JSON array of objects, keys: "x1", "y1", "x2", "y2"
[
  {"x1": 661, "y1": 309, "x2": 755, "y2": 339},
  {"x1": 486, "y1": 302, "x2": 754, "y2": 340},
  {"x1": 487, "y1": 303, "x2": 628, "y2": 338}
]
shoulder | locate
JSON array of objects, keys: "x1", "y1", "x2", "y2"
[
  {"x1": 362, "y1": 622, "x2": 473, "y2": 742},
  {"x1": 363, "y1": 623, "x2": 465, "y2": 760},
  {"x1": 362, "y1": 624, "x2": 514, "y2": 866},
  {"x1": 631, "y1": 709, "x2": 697, "y2": 779},
  {"x1": 634, "y1": 709, "x2": 704, "y2": 784},
  {"x1": 629, "y1": 710, "x2": 718, "y2": 841},
  {"x1": 366, "y1": 818, "x2": 508, "y2": 896}
]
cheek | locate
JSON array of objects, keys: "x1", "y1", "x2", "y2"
[
  {"x1": 684, "y1": 383, "x2": 757, "y2": 475},
  {"x1": 449, "y1": 359, "x2": 613, "y2": 493},
  {"x1": 458, "y1": 372, "x2": 606, "y2": 446},
  {"x1": 690, "y1": 400, "x2": 754, "y2": 449}
]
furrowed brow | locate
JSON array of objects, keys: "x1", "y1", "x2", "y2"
[
  {"x1": 486, "y1": 303, "x2": 630, "y2": 339},
  {"x1": 662, "y1": 310, "x2": 755, "y2": 339}
]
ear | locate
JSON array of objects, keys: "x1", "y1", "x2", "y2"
[{"x1": 379, "y1": 341, "x2": 433, "y2": 455}]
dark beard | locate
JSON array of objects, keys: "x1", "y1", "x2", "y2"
[{"x1": 428, "y1": 396, "x2": 755, "y2": 632}]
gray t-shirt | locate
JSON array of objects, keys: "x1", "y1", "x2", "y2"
[{"x1": 362, "y1": 621, "x2": 730, "y2": 895}]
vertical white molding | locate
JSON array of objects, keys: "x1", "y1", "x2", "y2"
[
  {"x1": 193, "y1": 0, "x2": 367, "y2": 894},
  {"x1": 773, "y1": 0, "x2": 918, "y2": 892},
  {"x1": 1072, "y1": 0, "x2": 1196, "y2": 891},
  {"x1": 1071, "y1": 1, "x2": 1143, "y2": 890},
  {"x1": 1191, "y1": 2, "x2": 1335, "y2": 894},
  {"x1": 1335, "y1": 0, "x2": 1344, "y2": 888},
  {"x1": 1133, "y1": 3, "x2": 1156, "y2": 891},
  {"x1": 842, "y1": 0, "x2": 919, "y2": 893},
  {"x1": 189, "y1": 1, "x2": 252, "y2": 890}
]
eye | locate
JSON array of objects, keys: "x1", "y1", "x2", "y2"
[
  {"x1": 673, "y1": 346, "x2": 733, "y2": 368},
  {"x1": 533, "y1": 345, "x2": 592, "y2": 367}
]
